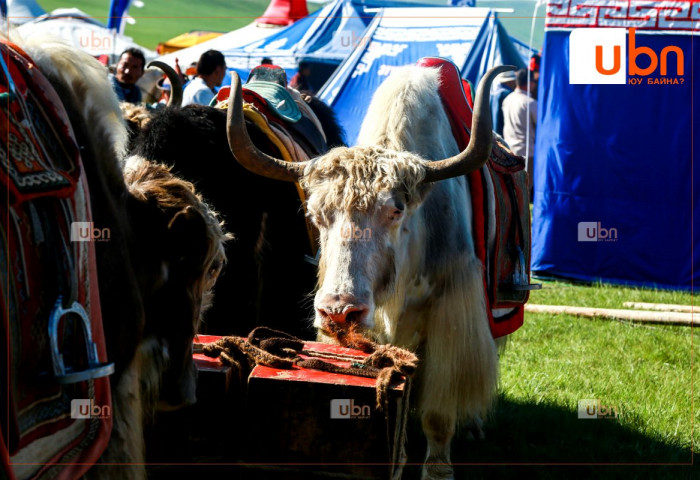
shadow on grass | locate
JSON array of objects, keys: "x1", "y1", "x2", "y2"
[
  {"x1": 145, "y1": 394, "x2": 695, "y2": 479},
  {"x1": 400, "y1": 394, "x2": 695, "y2": 479}
]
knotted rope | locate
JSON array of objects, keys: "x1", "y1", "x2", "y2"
[{"x1": 198, "y1": 326, "x2": 418, "y2": 412}]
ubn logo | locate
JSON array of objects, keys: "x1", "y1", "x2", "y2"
[
  {"x1": 79, "y1": 31, "x2": 112, "y2": 52},
  {"x1": 334, "y1": 31, "x2": 370, "y2": 51},
  {"x1": 578, "y1": 222, "x2": 617, "y2": 242},
  {"x1": 71, "y1": 399, "x2": 111, "y2": 419},
  {"x1": 71, "y1": 222, "x2": 110, "y2": 242},
  {"x1": 577, "y1": 399, "x2": 619, "y2": 419},
  {"x1": 340, "y1": 223, "x2": 372, "y2": 242},
  {"x1": 569, "y1": 28, "x2": 684, "y2": 85},
  {"x1": 330, "y1": 399, "x2": 371, "y2": 419}
]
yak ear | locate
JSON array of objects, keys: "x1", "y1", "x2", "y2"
[{"x1": 167, "y1": 206, "x2": 210, "y2": 269}]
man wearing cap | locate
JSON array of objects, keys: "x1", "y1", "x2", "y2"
[
  {"x1": 157, "y1": 77, "x2": 171, "y2": 105},
  {"x1": 182, "y1": 50, "x2": 227, "y2": 107}
]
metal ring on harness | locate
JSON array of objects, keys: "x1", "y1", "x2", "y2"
[{"x1": 49, "y1": 295, "x2": 115, "y2": 384}]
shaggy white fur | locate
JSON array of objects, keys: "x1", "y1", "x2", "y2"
[
  {"x1": 18, "y1": 33, "x2": 128, "y2": 161},
  {"x1": 309, "y1": 65, "x2": 499, "y2": 480}
]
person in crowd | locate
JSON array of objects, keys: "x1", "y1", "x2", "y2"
[
  {"x1": 289, "y1": 61, "x2": 313, "y2": 93},
  {"x1": 157, "y1": 77, "x2": 171, "y2": 105},
  {"x1": 502, "y1": 68, "x2": 538, "y2": 191},
  {"x1": 261, "y1": 57, "x2": 273, "y2": 65},
  {"x1": 110, "y1": 48, "x2": 146, "y2": 104},
  {"x1": 491, "y1": 69, "x2": 516, "y2": 136},
  {"x1": 182, "y1": 50, "x2": 227, "y2": 106},
  {"x1": 529, "y1": 53, "x2": 541, "y2": 100}
]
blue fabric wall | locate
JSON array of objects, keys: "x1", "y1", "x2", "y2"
[{"x1": 532, "y1": 31, "x2": 698, "y2": 290}]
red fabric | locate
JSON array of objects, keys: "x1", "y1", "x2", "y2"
[
  {"x1": 256, "y1": 0, "x2": 309, "y2": 26},
  {"x1": 0, "y1": 40, "x2": 112, "y2": 479},
  {"x1": 415, "y1": 57, "x2": 524, "y2": 338}
]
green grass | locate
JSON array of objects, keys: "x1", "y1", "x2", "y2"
[
  {"x1": 530, "y1": 279, "x2": 697, "y2": 309},
  {"x1": 420, "y1": 280, "x2": 698, "y2": 478}
]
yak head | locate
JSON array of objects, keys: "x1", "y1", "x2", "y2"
[
  {"x1": 225, "y1": 65, "x2": 510, "y2": 339},
  {"x1": 124, "y1": 158, "x2": 230, "y2": 410}
]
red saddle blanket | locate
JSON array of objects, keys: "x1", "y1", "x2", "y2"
[
  {"x1": 416, "y1": 57, "x2": 533, "y2": 339},
  {"x1": 0, "y1": 40, "x2": 111, "y2": 479}
]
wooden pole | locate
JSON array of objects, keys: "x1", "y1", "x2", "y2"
[
  {"x1": 525, "y1": 304, "x2": 696, "y2": 326},
  {"x1": 622, "y1": 302, "x2": 695, "y2": 313}
]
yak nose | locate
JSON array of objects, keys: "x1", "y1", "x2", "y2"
[{"x1": 316, "y1": 293, "x2": 369, "y2": 324}]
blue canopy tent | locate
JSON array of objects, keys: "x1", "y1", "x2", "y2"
[
  {"x1": 531, "y1": 1, "x2": 699, "y2": 290},
  {"x1": 223, "y1": 0, "x2": 444, "y2": 88},
  {"x1": 317, "y1": 7, "x2": 527, "y2": 145},
  {"x1": 215, "y1": 0, "x2": 374, "y2": 88}
]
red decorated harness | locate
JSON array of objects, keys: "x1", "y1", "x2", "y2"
[
  {"x1": 1, "y1": 40, "x2": 112, "y2": 479},
  {"x1": 416, "y1": 57, "x2": 535, "y2": 339}
]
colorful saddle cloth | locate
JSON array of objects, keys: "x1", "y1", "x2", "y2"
[
  {"x1": 0, "y1": 40, "x2": 112, "y2": 479},
  {"x1": 215, "y1": 69, "x2": 330, "y2": 256},
  {"x1": 416, "y1": 57, "x2": 533, "y2": 339}
]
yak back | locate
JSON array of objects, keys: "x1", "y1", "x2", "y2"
[
  {"x1": 133, "y1": 105, "x2": 317, "y2": 338},
  {"x1": 302, "y1": 91, "x2": 346, "y2": 149}
]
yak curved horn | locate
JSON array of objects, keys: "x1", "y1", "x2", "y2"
[
  {"x1": 422, "y1": 65, "x2": 517, "y2": 183},
  {"x1": 226, "y1": 71, "x2": 306, "y2": 182},
  {"x1": 147, "y1": 60, "x2": 183, "y2": 108}
]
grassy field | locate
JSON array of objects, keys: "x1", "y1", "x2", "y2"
[
  {"x1": 37, "y1": 0, "x2": 545, "y2": 51},
  {"x1": 425, "y1": 280, "x2": 698, "y2": 479}
]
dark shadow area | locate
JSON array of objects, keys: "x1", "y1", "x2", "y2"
[{"x1": 146, "y1": 392, "x2": 694, "y2": 479}]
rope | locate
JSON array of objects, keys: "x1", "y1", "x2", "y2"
[{"x1": 199, "y1": 326, "x2": 418, "y2": 413}]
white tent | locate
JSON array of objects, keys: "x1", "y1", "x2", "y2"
[
  {"x1": 16, "y1": 8, "x2": 156, "y2": 63},
  {"x1": 155, "y1": 22, "x2": 283, "y2": 70}
]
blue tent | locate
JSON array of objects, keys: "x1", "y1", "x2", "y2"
[
  {"x1": 317, "y1": 7, "x2": 527, "y2": 145},
  {"x1": 224, "y1": 0, "x2": 444, "y2": 88},
  {"x1": 531, "y1": 2, "x2": 699, "y2": 290},
  {"x1": 224, "y1": 0, "x2": 390, "y2": 87}
]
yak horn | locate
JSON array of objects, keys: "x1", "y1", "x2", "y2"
[
  {"x1": 147, "y1": 60, "x2": 183, "y2": 108},
  {"x1": 422, "y1": 65, "x2": 517, "y2": 183},
  {"x1": 226, "y1": 71, "x2": 306, "y2": 182}
]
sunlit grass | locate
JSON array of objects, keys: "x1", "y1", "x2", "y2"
[{"x1": 432, "y1": 280, "x2": 698, "y2": 478}]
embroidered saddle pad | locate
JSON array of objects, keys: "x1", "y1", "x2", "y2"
[
  {"x1": 0, "y1": 40, "x2": 112, "y2": 480},
  {"x1": 416, "y1": 57, "x2": 533, "y2": 339}
]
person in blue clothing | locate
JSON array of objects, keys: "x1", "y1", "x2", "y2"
[{"x1": 110, "y1": 48, "x2": 146, "y2": 104}]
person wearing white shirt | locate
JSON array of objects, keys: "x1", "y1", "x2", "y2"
[
  {"x1": 502, "y1": 68, "x2": 538, "y2": 190},
  {"x1": 182, "y1": 50, "x2": 227, "y2": 107}
]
